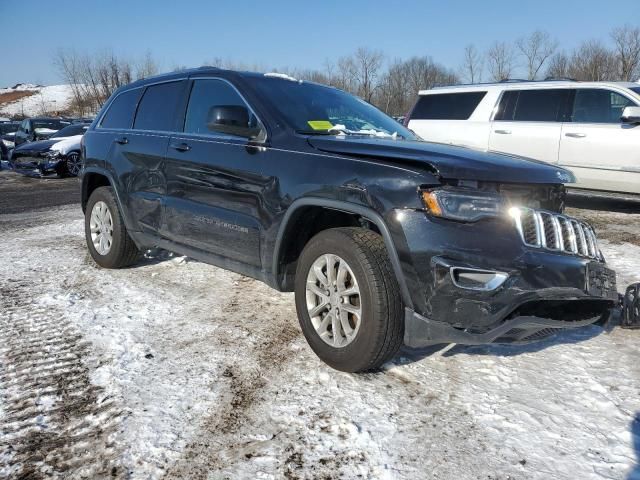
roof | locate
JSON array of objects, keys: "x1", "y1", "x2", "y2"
[{"x1": 420, "y1": 80, "x2": 640, "y2": 95}]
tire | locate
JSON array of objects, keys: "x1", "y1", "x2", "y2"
[
  {"x1": 85, "y1": 186, "x2": 140, "y2": 268},
  {"x1": 294, "y1": 227, "x2": 404, "y2": 373}
]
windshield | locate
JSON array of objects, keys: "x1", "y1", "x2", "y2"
[
  {"x1": 33, "y1": 120, "x2": 69, "y2": 131},
  {"x1": 245, "y1": 76, "x2": 417, "y2": 140},
  {"x1": 51, "y1": 124, "x2": 88, "y2": 138},
  {"x1": 0, "y1": 123, "x2": 18, "y2": 134}
]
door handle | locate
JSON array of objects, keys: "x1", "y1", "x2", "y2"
[
  {"x1": 494, "y1": 129, "x2": 511, "y2": 135},
  {"x1": 170, "y1": 142, "x2": 191, "y2": 152},
  {"x1": 115, "y1": 136, "x2": 128, "y2": 145},
  {"x1": 565, "y1": 132, "x2": 587, "y2": 138}
]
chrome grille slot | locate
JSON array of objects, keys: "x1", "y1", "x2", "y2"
[{"x1": 510, "y1": 207, "x2": 601, "y2": 260}]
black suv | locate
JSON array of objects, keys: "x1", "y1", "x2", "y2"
[{"x1": 80, "y1": 68, "x2": 618, "y2": 372}]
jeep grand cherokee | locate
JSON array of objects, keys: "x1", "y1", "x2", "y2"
[{"x1": 80, "y1": 68, "x2": 618, "y2": 372}]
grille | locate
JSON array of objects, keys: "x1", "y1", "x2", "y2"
[{"x1": 510, "y1": 207, "x2": 601, "y2": 260}]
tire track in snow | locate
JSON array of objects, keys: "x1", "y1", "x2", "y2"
[
  {"x1": 164, "y1": 276, "x2": 301, "y2": 479},
  {"x1": 0, "y1": 281, "x2": 123, "y2": 479}
]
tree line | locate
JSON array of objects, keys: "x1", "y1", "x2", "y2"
[{"x1": 55, "y1": 24, "x2": 640, "y2": 117}]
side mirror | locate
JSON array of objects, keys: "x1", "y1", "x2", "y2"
[
  {"x1": 621, "y1": 106, "x2": 640, "y2": 124},
  {"x1": 207, "y1": 105, "x2": 262, "y2": 139}
]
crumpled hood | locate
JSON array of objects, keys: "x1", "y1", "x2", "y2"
[{"x1": 307, "y1": 137, "x2": 575, "y2": 184}]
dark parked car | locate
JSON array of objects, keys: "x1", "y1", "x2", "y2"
[
  {"x1": 13, "y1": 117, "x2": 70, "y2": 147},
  {"x1": 0, "y1": 121, "x2": 20, "y2": 160},
  {"x1": 80, "y1": 68, "x2": 618, "y2": 372},
  {"x1": 11, "y1": 123, "x2": 89, "y2": 176}
]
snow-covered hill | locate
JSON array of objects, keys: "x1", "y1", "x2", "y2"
[{"x1": 0, "y1": 84, "x2": 74, "y2": 117}]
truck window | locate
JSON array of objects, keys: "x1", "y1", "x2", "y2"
[
  {"x1": 411, "y1": 91, "x2": 487, "y2": 120},
  {"x1": 99, "y1": 89, "x2": 142, "y2": 129}
]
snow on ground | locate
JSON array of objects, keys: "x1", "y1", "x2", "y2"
[
  {"x1": 0, "y1": 204, "x2": 639, "y2": 479},
  {"x1": 0, "y1": 84, "x2": 74, "y2": 116}
]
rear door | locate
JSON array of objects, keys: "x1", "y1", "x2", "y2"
[
  {"x1": 559, "y1": 87, "x2": 640, "y2": 194},
  {"x1": 489, "y1": 89, "x2": 571, "y2": 164},
  {"x1": 161, "y1": 77, "x2": 269, "y2": 268},
  {"x1": 407, "y1": 90, "x2": 490, "y2": 149}
]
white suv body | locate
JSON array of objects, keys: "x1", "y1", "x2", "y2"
[{"x1": 407, "y1": 81, "x2": 640, "y2": 195}]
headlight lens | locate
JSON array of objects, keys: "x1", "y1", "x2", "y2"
[
  {"x1": 45, "y1": 151, "x2": 61, "y2": 160},
  {"x1": 420, "y1": 188, "x2": 506, "y2": 222}
]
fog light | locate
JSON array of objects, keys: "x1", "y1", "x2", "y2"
[{"x1": 450, "y1": 267, "x2": 508, "y2": 291}]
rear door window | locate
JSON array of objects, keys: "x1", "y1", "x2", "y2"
[
  {"x1": 99, "y1": 89, "x2": 142, "y2": 129},
  {"x1": 570, "y1": 88, "x2": 637, "y2": 123},
  {"x1": 133, "y1": 81, "x2": 184, "y2": 132},
  {"x1": 495, "y1": 89, "x2": 570, "y2": 122},
  {"x1": 411, "y1": 91, "x2": 486, "y2": 120}
]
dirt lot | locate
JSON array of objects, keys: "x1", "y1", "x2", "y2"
[{"x1": 0, "y1": 170, "x2": 639, "y2": 480}]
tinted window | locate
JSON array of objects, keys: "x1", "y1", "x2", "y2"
[
  {"x1": 100, "y1": 89, "x2": 142, "y2": 129},
  {"x1": 496, "y1": 89, "x2": 570, "y2": 122},
  {"x1": 571, "y1": 89, "x2": 637, "y2": 123},
  {"x1": 134, "y1": 82, "x2": 184, "y2": 131},
  {"x1": 184, "y1": 79, "x2": 256, "y2": 136},
  {"x1": 0, "y1": 123, "x2": 19, "y2": 134},
  {"x1": 630, "y1": 87, "x2": 640, "y2": 96},
  {"x1": 411, "y1": 92, "x2": 487, "y2": 120}
]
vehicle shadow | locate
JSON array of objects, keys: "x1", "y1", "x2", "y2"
[
  {"x1": 567, "y1": 194, "x2": 640, "y2": 214},
  {"x1": 631, "y1": 413, "x2": 640, "y2": 480},
  {"x1": 399, "y1": 323, "x2": 606, "y2": 364}
]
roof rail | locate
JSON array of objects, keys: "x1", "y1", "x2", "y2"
[
  {"x1": 499, "y1": 78, "x2": 529, "y2": 83},
  {"x1": 543, "y1": 76, "x2": 578, "y2": 82}
]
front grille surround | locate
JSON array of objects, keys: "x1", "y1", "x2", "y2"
[{"x1": 510, "y1": 207, "x2": 602, "y2": 260}]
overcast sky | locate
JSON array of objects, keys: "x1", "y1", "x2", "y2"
[{"x1": 1, "y1": 0, "x2": 635, "y2": 86}]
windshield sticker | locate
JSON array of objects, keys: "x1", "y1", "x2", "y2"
[{"x1": 307, "y1": 120, "x2": 333, "y2": 131}]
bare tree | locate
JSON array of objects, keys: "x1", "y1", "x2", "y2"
[
  {"x1": 461, "y1": 44, "x2": 483, "y2": 83},
  {"x1": 337, "y1": 47, "x2": 384, "y2": 101},
  {"x1": 567, "y1": 40, "x2": 617, "y2": 81},
  {"x1": 136, "y1": 51, "x2": 159, "y2": 80},
  {"x1": 546, "y1": 52, "x2": 570, "y2": 79},
  {"x1": 487, "y1": 42, "x2": 516, "y2": 81},
  {"x1": 516, "y1": 30, "x2": 558, "y2": 79},
  {"x1": 611, "y1": 25, "x2": 640, "y2": 81}
]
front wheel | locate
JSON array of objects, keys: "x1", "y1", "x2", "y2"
[
  {"x1": 85, "y1": 186, "x2": 140, "y2": 268},
  {"x1": 65, "y1": 151, "x2": 82, "y2": 177},
  {"x1": 294, "y1": 227, "x2": 404, "y2": 373}
]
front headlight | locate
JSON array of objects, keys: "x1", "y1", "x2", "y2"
[
  {"x1": 2, "y1": 139, "x2": 14, "y2": 148},
  {"x1": 420, "y1": 188, "x2": 506, "y2": 222},
  {"x1": 45, "y1": 151, "x2": 62, "y2": 160}
]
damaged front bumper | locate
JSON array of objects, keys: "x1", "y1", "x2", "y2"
[
  {"x1": 10, "y1": 154, "x2": 65, "y2": 177},
  {"x1": 390, "y1": 209, "x2": 619, "y2": 347}
]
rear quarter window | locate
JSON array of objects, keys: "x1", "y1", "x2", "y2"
[
  {"x1": 99, "y1": 88, "x2": 142, "y2": 129},
  {"x1": 411, "y1": 91, "x2": 487, "y2": 120}
]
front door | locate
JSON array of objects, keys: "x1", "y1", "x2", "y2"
[
  {"x1": 162, "y1": 78, "x2": 269, "y2": 268},
  {"x1": 559, "y1": 88, "x2": 640, "y2": 194}
]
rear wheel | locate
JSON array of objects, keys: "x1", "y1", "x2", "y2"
[
  {"x1": 294, "y1": 227, "x2": 404, "y2": 372},
  {"x1": 85, "y1": 186, "x2": 140, "y2": 268}
]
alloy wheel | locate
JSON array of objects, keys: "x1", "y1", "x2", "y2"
[
  {"x1": 90, "y1": 201, "x2": 114, "y2": 255},
  {"x1": 305, "y1": 253, "x2": 362, "y2": 348}
]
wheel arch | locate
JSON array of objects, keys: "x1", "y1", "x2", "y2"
[{"x1": 272, "y1": 198, "x2": 413, "y2": 309}]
